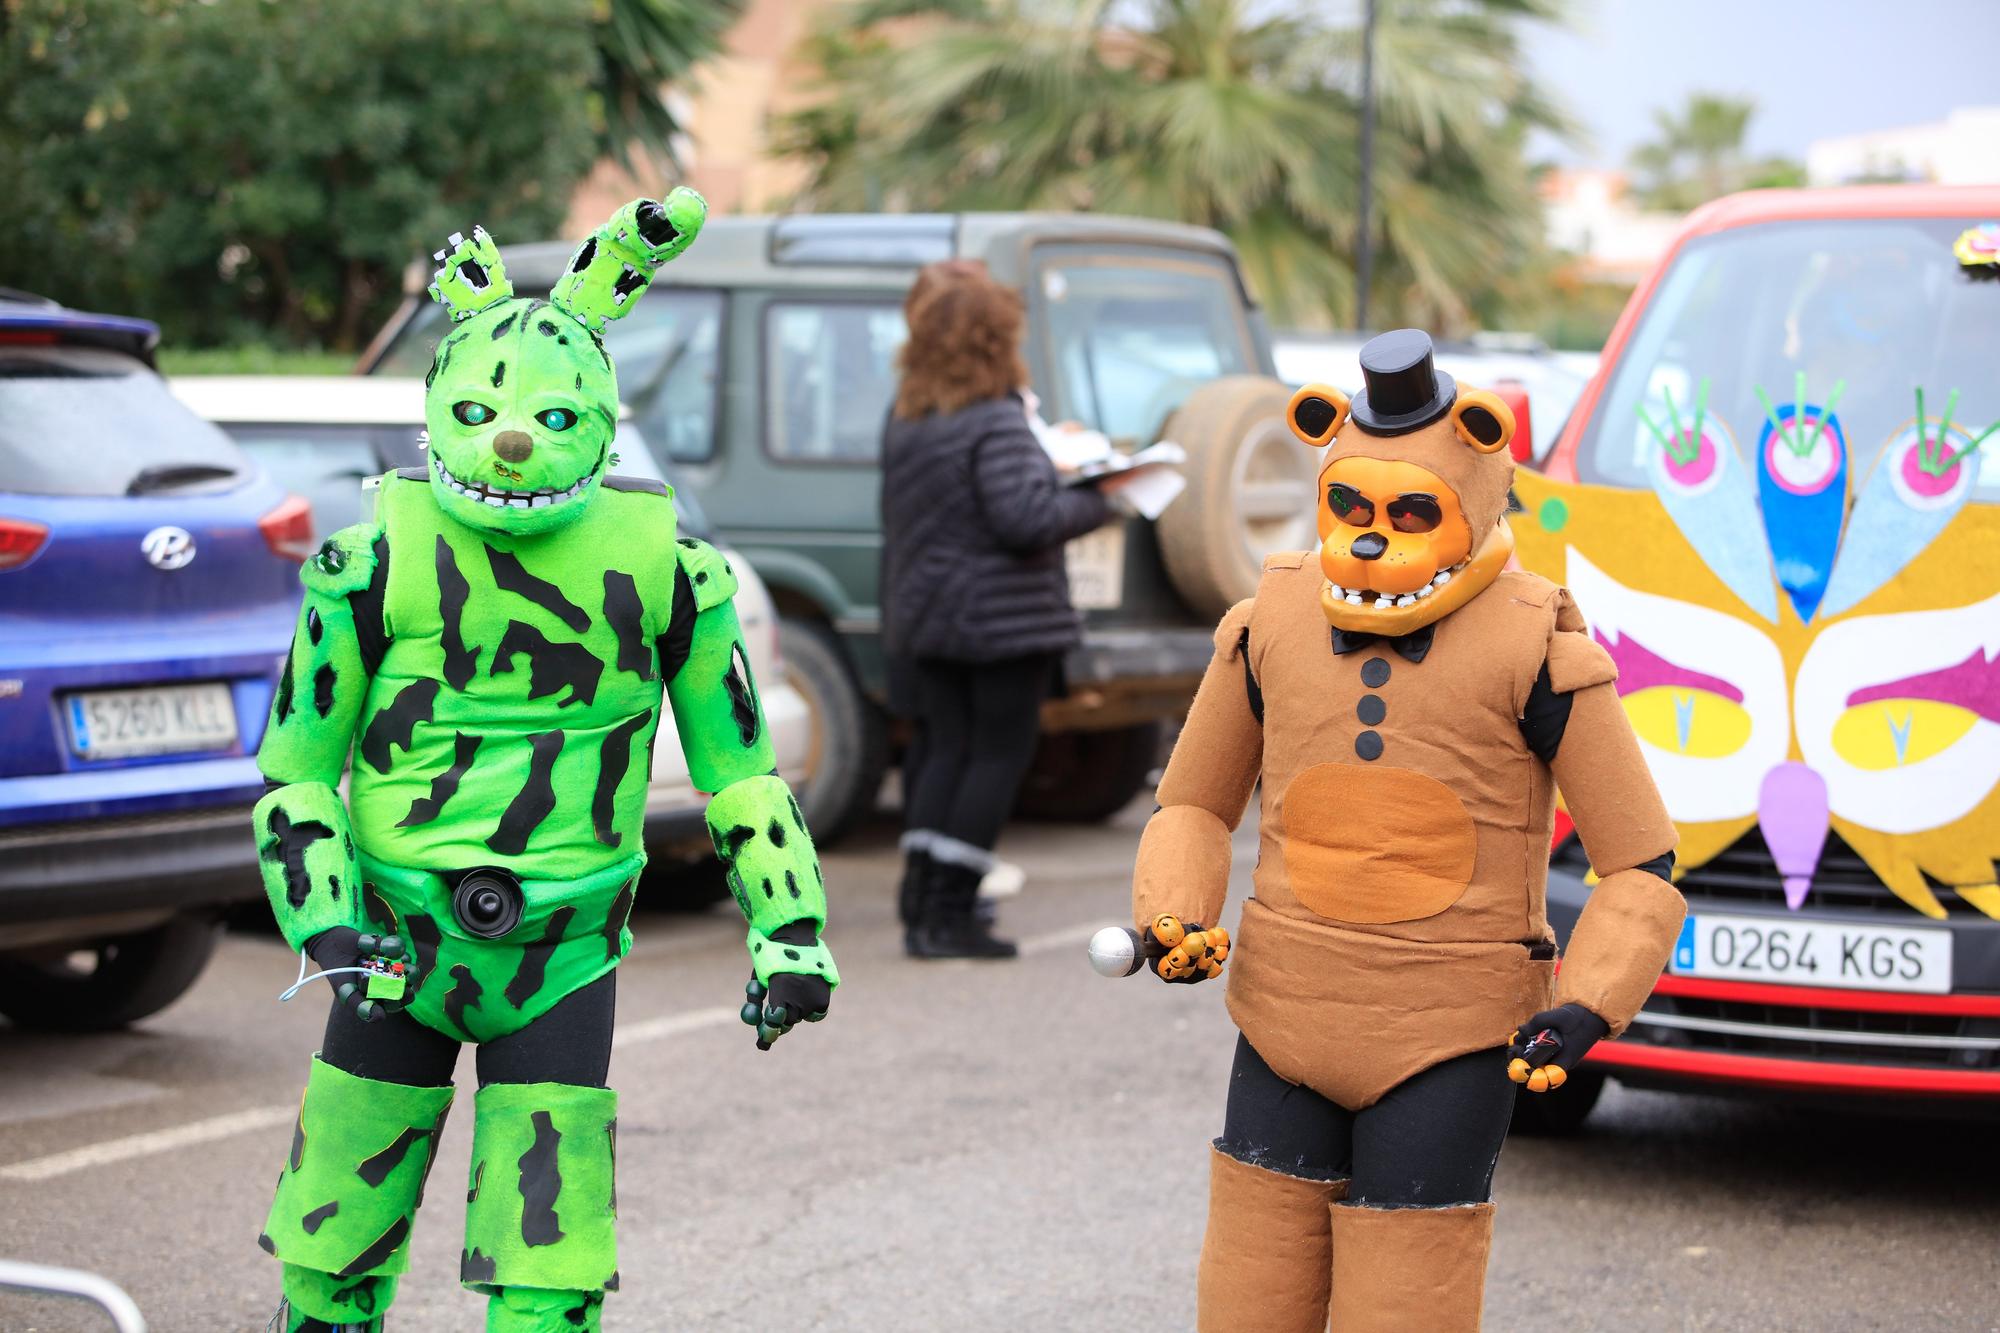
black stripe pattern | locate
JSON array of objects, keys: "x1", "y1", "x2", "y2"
[
  {"x1": 486, "y1": 545, "x2": 590, "y2": 634},
  {"x1": 486, "y1": 730, "x2": 564, "y2": 854}
]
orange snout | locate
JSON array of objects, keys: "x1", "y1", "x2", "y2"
[{"x1": 1317, "y1": 456, "x2": 1472, "y2": 599}]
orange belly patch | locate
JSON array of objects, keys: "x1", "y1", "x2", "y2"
[{"x1": 1280, "y1": 763, "x2": 1477, "y2": 923}]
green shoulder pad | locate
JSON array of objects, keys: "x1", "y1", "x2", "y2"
[
  {"x1": 676, "y1": 537, "x2": 738, "y2": 612},
  {"x1": 300, "y1": 523, "x2": 381, "y2": 599}
]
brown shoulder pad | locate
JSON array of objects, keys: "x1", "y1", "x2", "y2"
[
  {"x1": 1551, "y1": 586, "x2": 1589, "y2": 634},
  {"x1": 1213, "y1": 598, "x2": 1256, "y2": 659},
  {"x1": 1546, "y1": 629, "x2": 1617, "y2": 694}
]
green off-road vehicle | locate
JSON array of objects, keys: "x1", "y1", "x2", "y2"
[{"x1": 363, "y1": 213, "x2": 1308, "y2": 839}]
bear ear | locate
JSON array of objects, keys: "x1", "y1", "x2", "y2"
[
  {"x1": 1451, "y1": 389, "x2": 1516, "y2": 455},
  {"x1": 1286, "y1": 383, "x2": 1351, "y2": 448}
]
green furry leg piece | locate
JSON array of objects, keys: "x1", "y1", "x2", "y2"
[
  {"x1": 487, "y1": 1285, "x2": 606, "y2": 1332},
  {"x1": 279, "y1": 1264, "x2": 394, "y2": 1330},
  {"x1": 462, "y1": 1082, "x2": 619, "y2": 1299},
  {"x1": 263, "y1": 1056, "x2": 455, "y2": 1296}
]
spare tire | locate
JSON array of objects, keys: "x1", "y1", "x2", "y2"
[{"x1": 1154, "y1": 375, "x2": 1318, "y2": 618}]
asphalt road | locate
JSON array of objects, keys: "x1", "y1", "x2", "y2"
[{"x1": 2, "y1": 805, "x2": 1996, "y2": 1332}]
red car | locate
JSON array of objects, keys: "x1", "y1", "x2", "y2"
[{"x1": 1512, "y1": 185, "x2": 2000, "y2": 1125}]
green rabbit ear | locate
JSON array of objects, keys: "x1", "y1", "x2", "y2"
[
  {"x1": 427, "y1": 225, "x2": 514, "y2": 322},
  {"x1": 549, "y1": 188, "x2": 707, "y2": 334}
]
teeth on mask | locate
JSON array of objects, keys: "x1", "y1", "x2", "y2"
[
  {"x1": 531, "y1": 495, "x2": 551, "y2": 507},
  {"x1": 1396, "y1": 595, "x2": 1417, "y2": 607},
  {"x1": 1433, "y1": 570, "x2": 1452, "y2": 587},
  {"x1": 1345, "y1": 592, "x2": 1363, "y2": 605},
  {"x1": 1415, "y1": 585, "x2": 1432, "y2": 597},
  {"x1": 509, "y1": 496, "x2": 530, "y2": 508},
  {"x1": 1327, "y1": 584, "x2": 1346, "y2": 598},
  {"x1": 484, "y1": 494, "x2": 506, "y2": 507}
]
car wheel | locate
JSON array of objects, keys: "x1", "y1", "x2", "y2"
[
  {"x1": 1506, "y1": 1066, "x2": 1607, "y2": 1136},
  {"x1": 0, "y1": 912, "x2": 223, "y2": 1031},
  {"x1": 1014, "y1": 721, "x2": 1164, "y2": 824},
  {"x1": 780, "y1": 616, "x2": 885, "y2": 846},
  {"x1": 1154, "y1": 375, "x2": 1318, "y2": 619}
]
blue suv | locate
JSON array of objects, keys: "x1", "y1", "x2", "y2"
[{"x1": 0, "y1": 292, "x2": 307, "y2": 1029}]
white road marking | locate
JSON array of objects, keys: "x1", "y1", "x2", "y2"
[
  {"x1": 0, "y1": 1005, "x2": 744, "y2": 1183},
  {"x1": 611, "y1": 1005, "x2": 739, "y2": 1049},
  {"x1": 0, "y1": 1104, "x2": 296, "y2": 1184}
]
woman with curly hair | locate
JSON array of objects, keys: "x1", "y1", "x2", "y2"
[{"x1": 881, "y1": 261, "x2": 1122, "y2": 958}]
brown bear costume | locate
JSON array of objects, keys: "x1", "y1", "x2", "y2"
[{"x1": 1131, "y1": 331, "x2": 1685, "y2": 1331}]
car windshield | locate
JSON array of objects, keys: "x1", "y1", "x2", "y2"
[
  {"x1": 1578, "y1": 217, "x2": 1999, "y2": 501},
  {"x1": 0, "y1": 345, "x2": 249, "y2": 496},
  {"x1": 222, "y1": 422, "x2": 392, "y2": 537},
  {"x1": 1035, "y1": 250, "x2": 1256, "y2": 443}
]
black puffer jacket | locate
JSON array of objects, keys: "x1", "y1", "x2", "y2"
[{"x1": 881, "y1": 393, "x2": 1111, "y2": 664}]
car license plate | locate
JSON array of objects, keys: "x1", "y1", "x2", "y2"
[
  {"x1": 64, "y1": 682, "x2": 238, "y2": 760},
  {"x1": 1669, "y1": 911, "x2": 1951, "y2": 995},
  {"x1": 1067, "y1": 524, "x2": 1126, "y2": 610}
]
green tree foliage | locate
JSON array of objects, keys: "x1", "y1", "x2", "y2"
[
  {"x1": 0, "y1": 0, "x2": 601, "y2": 349},
  {"x1": 777, "y1": 0, "x2": 1571, "y2": 332},
  {"x1": 1628, "y1": 93, "x2": 1804, "y2": 211},
  {"x1": 594, "y1": 0, "x2": 743, "y2": 173}
]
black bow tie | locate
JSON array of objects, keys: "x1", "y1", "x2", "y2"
[{"x1": 1329, "y1": 621, "x2": 1437, "y2": 664}]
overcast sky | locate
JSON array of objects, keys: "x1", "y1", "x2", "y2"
[{"x1": 1519, "y1": 0, "x2": 1997, "y2": 168}]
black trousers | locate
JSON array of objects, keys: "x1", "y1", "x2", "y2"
[
  {"x1": 317, "y1": 971, "x2": 616, "y2": 1089},
  {"x1": 1217, "y1": 1033, "x2": 1515, "y2": 1205},
  {"x1": 903, "y1": 654, "x2": 1055, "y2": 852}
]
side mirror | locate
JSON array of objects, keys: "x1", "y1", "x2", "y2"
[{"x1": 1493, "y1": 380, "x2": 1533, "y2": 464}]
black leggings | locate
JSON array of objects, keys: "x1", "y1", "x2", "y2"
[
  {"x1": 1218, "y1": 1034, "x2": 1515, "y2": 1205},
  {"x1": 317, "y1": 971, "x2": 616, "y2": 1090},
  {"x1": 903, "y1": 654, "x2": 1055, "y2": 851}
]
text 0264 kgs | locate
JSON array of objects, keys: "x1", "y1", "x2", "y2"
[{"x1": 1670, "y1": 912, "x2": 1952, "y2": 995}]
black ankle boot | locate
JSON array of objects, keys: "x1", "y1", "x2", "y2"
[
  {"x1": 897, "y1": 844, "x2": 932, "y2": 930},
  {"x1": 896, "y1": 840, "x2": 932, "y2": 924},
  {"x1": 907, "y1": 860, "x2": 1017, "y2": 959}
]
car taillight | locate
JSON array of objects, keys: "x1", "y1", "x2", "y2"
[
  {"x1": 259, "y1": 494, "x2": 316, "y2": 562},
  {"x1": 0, "y1": 517, "x2": 48, "y2": 571}
]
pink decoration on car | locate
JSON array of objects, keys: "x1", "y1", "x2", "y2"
[
  {"x1": 1847, "y1": 648, "x2": 2000, "y2": 723},
  {"x1": 1758, "y1": 763, "x2": 1830, "y2": 911},
  {"x1": 1594, "y1": 628, "x2": 1745, "y2": 703}
]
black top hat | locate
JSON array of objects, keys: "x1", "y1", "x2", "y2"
[{"x1": 1350, "y1": 329, "x2": 1456, "y2": 436}]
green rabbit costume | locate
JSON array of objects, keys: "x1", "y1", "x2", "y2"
[{"x1": 252, "y1": 194, "x2": 837, "y2": 1333}]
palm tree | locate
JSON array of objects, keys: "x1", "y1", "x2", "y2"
[
  {"x1": 776, "y1": 0, "x2": 1571, "y2": 331},
  {"x1": 1629, "y1": 93, "x2": 1803, "y2": 210},
  {"x1": 593, "y1": 0, "x2": 745, "y2": 173}
]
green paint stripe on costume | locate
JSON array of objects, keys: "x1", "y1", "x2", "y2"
[
  {"x1": 706, "y1": 774, "x2": 826, "y2": 936},
  {"x1": 254, "y1": 782, "x2": 363, "y2": 952},
  {"x1": 265, "y1": 1057, "x2": 454, "y2": 1282},
  {"x1": 462, "y1": 1082, "x2": 619, "y2": 1296}
]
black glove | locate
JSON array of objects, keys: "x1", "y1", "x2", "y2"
[
  {"x1": 741, "y1": 921, "x2": 833, "y2": 1050},
  {"x1": 1507, "y1": 1002, "x2": 1610, "y2": 1093},
  {"x1": 306, "y1": 928, "x2": 420, "y2": 1023}
]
